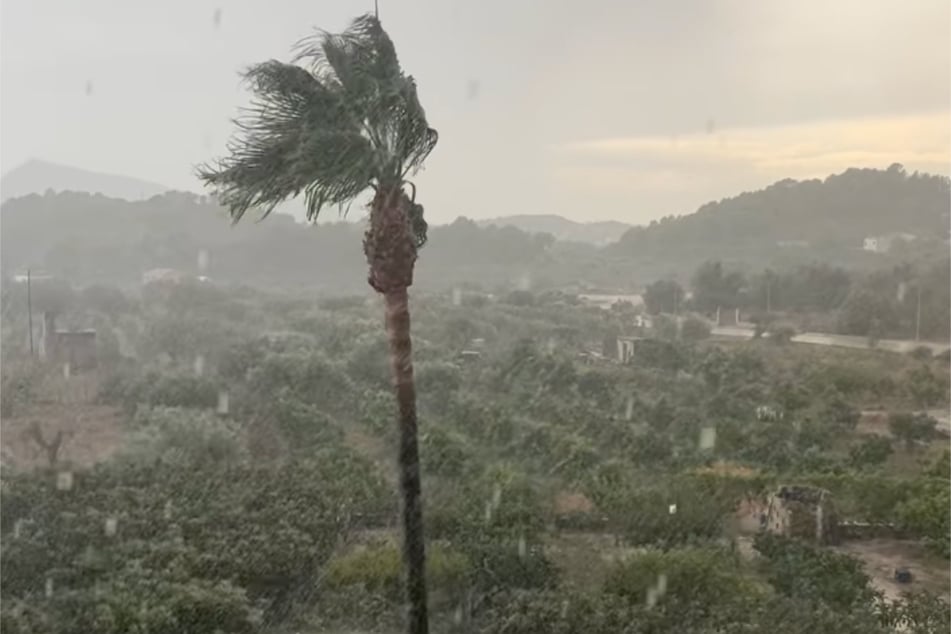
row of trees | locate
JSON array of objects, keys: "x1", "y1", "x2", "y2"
[
  {"x1": 642, "y1": 257, "x2": 950, "y2": 340},
  {"x1": 2, "y1": 254, "x2": 948, "y2": 632}
]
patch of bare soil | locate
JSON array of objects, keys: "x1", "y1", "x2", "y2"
[
  {"x1": 833, "y1": 539, "x2": 951, "y2": 601},
  {"x1": 2, "y1": 402, "x2": 125, "y2": 470}
]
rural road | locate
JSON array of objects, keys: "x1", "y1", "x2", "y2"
[{"x1": 711, "y1": 326, "x2": 949, "y2": 356}]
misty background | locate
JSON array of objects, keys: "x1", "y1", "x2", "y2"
[{"x1": 2, "y1": 0, "x2": 949, "y2": 224}]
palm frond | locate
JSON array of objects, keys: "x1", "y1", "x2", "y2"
[{"x1": 198, "y1": 13, "x2": 437, "y2": 222}]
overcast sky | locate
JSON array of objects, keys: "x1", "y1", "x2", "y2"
[{"x1": 2, "y1": 0, "x2": 948, "y2": 224}]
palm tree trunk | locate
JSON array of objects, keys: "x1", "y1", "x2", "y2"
[{"x1": 383, "y1": 286, "x2": 428, "y2": 634}]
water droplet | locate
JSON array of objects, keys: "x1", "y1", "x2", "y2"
[
  {"x1": 194, "y1": 354, "x2": 205, "y2": 377},
  {"x1": 13, "y1": 519, "x2": 24, "y2": 538},
  {"x1": 217, "y1": 390, "x2": 229, "y2": 415},
  {"x1": 197, "y1": 249, "x2": 210, "y2": 271},
  {"x1": 646, "y1": 587, "x2": 658, "y2": 608},
  {"x1": 625, "y1": 396, "x2": 634, "y2": 420},
  {"x1": 62, "y1": 363, "x2": 71, "y2": 379},
  {"x1": 104, "y1": 517, "x2": 118, "y2": 537},
  {"x1": 452, "y1": 287, "x2": 462, "y2": 306},
  {"x1": 699, "y1": 426, "x2": 716, "y2": 450},
  {"x1": 56, "y1": 471, "x2": 73, "y2": 491},
  {"x1": 453, "y1": 605, "x2": 464, "y2": 624},
  {"x1": 45, "y1": 577, "x2": 54, "y2": 598},
  {"x1": 163, "y1": 500, "x2": 173, "y2": 520},
  {"x1": 560, "y1": 599, "x2": 569, "y2": 619},
  {"x1": 517, "y1": 534, "x2": 527, "y2": 558},
  {"x1": 484, "y1": 501, "x2": 493, "y2": 523},
  {"x1": 491, "y1": 483, "x2": 502, "y2": 508},
  {"x1": 668, "y1": 504, "x2": 677, "y2": 515}
]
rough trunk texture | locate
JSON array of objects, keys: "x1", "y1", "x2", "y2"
[
  {"x1": 384, "y1": 287, "x2": 428, "y2": 634},
  {"x1": 365, "y1": 187, "x2": 428, "y2": 634}
]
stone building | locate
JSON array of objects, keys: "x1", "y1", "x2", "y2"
[
  {"x1": 764, "y1": 485, "x2": 838, "y2": 544},
  {"x1": 39, "y1": 313, "x2": 97, "y2": 372}
]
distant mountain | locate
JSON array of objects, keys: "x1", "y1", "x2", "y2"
[
  {"x1": 478, "y1": 214, "x2": 630, "y2": 245},
  {"x1": 1, "y1": 160, "x2": 169, "y2": 202}
]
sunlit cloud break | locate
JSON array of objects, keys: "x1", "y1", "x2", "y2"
[{"x1": 557, "y1": 111, "x2": 951, "y2": 178}]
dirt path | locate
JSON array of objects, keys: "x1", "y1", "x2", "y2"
[
  {"x1": 833, "y1": 539, "x2": 951, "y2": 601},
  {"x1": 2, "y1": 402, "x2": 125, "y2": 470}
]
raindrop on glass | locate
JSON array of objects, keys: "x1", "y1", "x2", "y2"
[
  {"x1": 217, "y1": 390, "x2": 230, "y2": 415},
  {"x1": 452, "y1": 287, "x2": 462, "y2": 306},
  {"x1": 163, "y1": 500, "x2": 173, "y2": 520},
  {"x1": 62, "y1": 363, "x2": 71, "y2": 379},
  {"x1": 194, "y1": 354, "x2": 205, "y2": 377},
  {"x1": 646, "y1": 586, "x2": 658, "y2": 608},
  {"x1": 466, "y1": 79, "x2": 480, "y2": 101},
  {"x1": 104, "y1": 517, "x2": 118, "y2": 537},
  {"x1": 668, "y1": 503, "x2": 677, "y2": 515},
  {"x1": 56, "y1": 471, "x2": 73, "y2": 491},
  {"x1": 453, "y1": 605, "x2": 463, "y2": 624},
  {"x1": 484, "y1": 501, "x2": 493, "y2": 523},
  {"x1": 198, "y1": 249, "x2": 210, "y2": 271},
  {"x1": 491, "y1": 483, "x2": 502, "y2": 508},
  {"x1": 517, "y1": 534, "x2": 527, "y2": 558},
  {"x1": 560, "y1": 599, "x2": 569, "y2": 619},
  {"x1": 625, "y1": 396, "x2": 634, "y2": 421},
  {"x1": 699, "y1": 426, "x2": 716, "y2": 450},
  {"x1": 45, "y1": 577, "x2": 54, "y2": 598},
  {"x1": 13, "y1": 519, "x2": 24, "y2": 538}
]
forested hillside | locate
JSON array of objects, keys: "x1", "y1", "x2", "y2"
[
  {"x1": 2, "y1": 165, "x2": 947, "y2": 293},
  {"x1": 611, "y1": 165, "x2": 950, "y2": 271}
]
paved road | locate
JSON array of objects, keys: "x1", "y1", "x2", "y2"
[{"x1": 712, "y1": 326, "x2": 950, "y2": 355}]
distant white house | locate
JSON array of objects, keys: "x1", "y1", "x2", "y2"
[
  {"x1": 142, "y1": 268, "x2": 189, "y2": 285},
  {"x1": 863, "y1": 233, "x2": 916, "y2": 254},
  {"x1": 11, "y1": 272, "x2": 54, "y2": 284}
]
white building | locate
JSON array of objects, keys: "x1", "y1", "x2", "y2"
[{"x1": 863, "y1": 233, "x2": 916, "y2": 254}]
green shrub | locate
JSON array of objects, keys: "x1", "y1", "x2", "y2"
[
  {"x1": 325, "y1": 542, "x2": 469, "y2": 600},
  {"x1": 681, "y1": 316, "x2": 711, "y2": 342}
]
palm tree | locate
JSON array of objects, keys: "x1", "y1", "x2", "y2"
[{"x1": 197, "y1": 14, "x2": 436, "y2": 633}]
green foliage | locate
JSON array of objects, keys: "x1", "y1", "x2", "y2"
[
  {"x1": 904, "y1": 364, "x2": 946, "y2": 407},
  {"x1": 753, "y1": 533, "x2": 874, "y2": 610},
  {"x1": 1, "y1": 453, "x2": 390, "y2": 625},
  {"x1": 325, "y1": 542, "x2": 469, "y2": 600},
  {"x1": 99, "y1": 370, "x2": 220, "y2": 414},
  {"x1": 245, "y1": 350, "x2": 354, "y2": 416},
  {"x1": 680, "y1": 316, "x2": 711, "y2": 341},
  {"x1": 877, "y1": 590, "x2": 951, "y2": 633},
  {"x1": 591, "y1": 477, "x2": 727, "y2": 547},
  {"x1": 768, "y1": 323, "x2": 797, "y2": 344},
  {"x1": 651, "y1": 314, "x2": 679, "y2": 341},
  {"x1": 643, "y1": 279, "x2": 683, "y2": 315},
  {"x1": 848, "y1": 435, "x2": 893, "y2": 469},
  {"x1": 198, "y1": 14, "x2": 437, "y2": 221},
  {"x1": 894, "y1": 478, "x2": 951, "y2": 557},
  {"x1": 421, "y1": 425, "x2": 472, "y2": 477},
  {"x1": 690, "y1": 261, "x2": 745, "y2": 312},
  {"x1": 888, "y1": 412, "x2": 937, "y2": 449},
  {"x1": 0, "y1": 362, "x2": 43, "y2": 418},
  {"x1": 121, "y1": 407, "x2": 247, "y2": 466}
]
